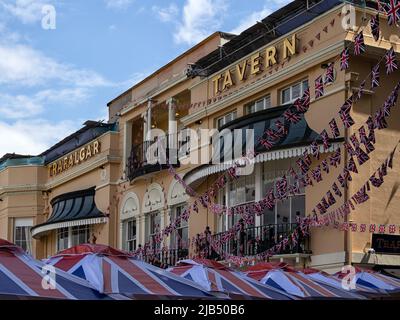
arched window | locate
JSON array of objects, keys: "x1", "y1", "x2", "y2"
[{"x1": 120, "y1": 193, "x2": 140, "y2": 251}]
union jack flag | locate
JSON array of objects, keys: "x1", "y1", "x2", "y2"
[
  {"x1": 321, "y1": 159, "x2": 329, "y2": 173},
  {"x1": 320, "y1": 130, "x2": 331, "y2": 150},
  {"x1": 360, "y1": 224, "x2": 367, "y2": 232},
  {"x1": 347, "y1": 157, "x2": 358, "y2": 173},
  {"x1": 340, "y1": 110, "x2": 355, "y2": 128},
  {"x1": 354, "y1": 80, "x2": 366, "y2": 102},
  {"x1": 303, "y1": 173, "x2": 313, "y2": 187},
  {"x1": 329, "y1": 149, "x2": 341, "y2": 167},
  {"x1": 317, "y1": 203, "x2": 327, "y2": 214},
  {"x1": 338, "y1": 173, "x2": 346, "y2": 188},
  {"x1": 348, "y1": 199, "x2": 355, "y2": 211},
  {"x1": 288, "y1": 167, "x2": 297, "y2": 178},
  {"x1": 350, "y1": 133, "x2": 360, "y2": 149},
  {"x1": 276, "y1": 176, "x2": 288, "y2": 200},
  {"x1": 325, "y1": 63, "x2": 335, "y2": 84},
  {"x1": 294, "y1": 97, "x2": 307, "y2": 113},
  {"x1": 275, "y1": 120, "x2": 287, "y2": 136},
  {"x1": 296, "y1": 158, "x2": 309, "y2": 174},
  {"x1": 384, "y1": 0, "x2": 400, "y2": 26},
  {"x1": 311, "y1": 141, "x2": 320, "y2": 159},
  {"x1": 311, "y1": 165, "x2": 322, "y2": 182},
  {"x1": 385, "y1": 47, "x2": 398, "y2": 74},
  {"x1": 370, "y1": 170, "x2": 384, "y2": 188},
  {"x1": 341, "y1": 97, "x2": 353, "y2": 114},
  {"x1": 371, "y1": 63, "x2": 380, "y2": 89},
  {"x1": 260, "y1": 138, "x2": 273, "y2": 150},
  {"x1": 354, "y1": 32, "x2": 365, "y2": 56},
  {"x1": 265, "y1": 189, "x2": 276, "y2": 210},
  {"x1": 283, "y1": 109, "x2": 301, "y2": 124},
  {"x1": 332, "y1": 182, "x2": 342, "y2": 197},
  {"x1": 359, "y1": 126, "x2": 375, "y2": 154},
  {"x1": 302, "y1": 88, "x2": 311, "y2": 108},
  {"x1": 265, "y1": 128, "x2": 280, "y2": 141},
  {"x1": 327, "y1": 191, "x2": 336, "y2": 206},
  {"x1": 369, "y1": 224, "x2": 376, "y2": 233},
  {"x1": 370, "y1": 13, "x2": 380, "y2": 42},
  {"x1": 344, "y1": 142, "x2": 356, "y2": 157},
  {"x1": 321, "y1": 197, "x2": 330, "y2": 210},
  {"x1": 303, "y1": 151, "x2": 312, "y2": 166},
  {"x1": 374, "y1": 109, "x2": 388, "y2": 130},
  {"x1": 315, "y1": 75, "x2": 324, "y2": 99},
  {"x1": 389, "y1": 225, "x2": 397, "y2": 234},
  {"x1": 329, "y1": 118, "x2": 340, "y2": 138},
  {"x1": 340, "y1": 47, "x2": 349, "y2": 70}
]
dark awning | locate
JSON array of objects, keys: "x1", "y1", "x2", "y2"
[{"x1": 32, "y1": 187, "x2": 108, "y2": 239}]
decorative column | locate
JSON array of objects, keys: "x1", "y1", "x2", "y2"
[
  {"x1": 123, "y1": 121, "x2": 133, "y2": 179},
  {"x1": 254, "y1": 163, "x2": 262, "y2": 228},
  {"x1": 146, "y1": 99, "x2": 153, "y2": 141},
  {"x1": 167, "y1": 98, "x2": 177, "y2": 165}
]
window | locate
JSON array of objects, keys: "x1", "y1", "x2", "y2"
[
  {"x1": 57, "y1": 228, "x2": 69, "y2": 252},
  {"x1": 71, "y1": 225, "x2": 90, "y2": 247},
  {"x1": 123, "y1": 219, "x2": 136, "y2": 252},
  {"x1": 56, "y1": 225, "x2": 92, "y2": 252},
  {"x1": 171, "y1": 205, "x2": 189, "y2": 249},
  {"x1": 14, "y1": 218, "x2": 33, "y2": 254},
  {"x1": 146, "y1": 211, "x2": 161, "y2": 247},
  {"x1": 216, "y1": 111, "x2": 237, "y2": 129},
  {"x1": 245, "y1": 95, "x2": 271, "y2": 115},
  {"x1": 281, "y1": 80, "x2": 309, "y2": 104}
]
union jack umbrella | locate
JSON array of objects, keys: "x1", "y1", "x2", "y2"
[
  {"x1": 325, "y1": 63, "x2": 335, "y2": 84},
  {"x1": 340, "y1": 47, "x2": 350, "y2": 70},
  {"x1": 371, "y1": 63, "x2": 380, "y2": 89},
  {"x1": 384, "y1": 0, "x2": 400, "y2": 26},
  {"x1": 329, "y1": 118, "x2": 340, "y2": 138},
  {"x1": 332, "y1": 182, "x2": 342, "y2": 197},
  {"x1": 46, "y1": 244, "x2": 213, "y2": 299},
  {"x1": 370, "y1": 13, "x2": 380, "y2": 42},
  {"x1": 244, "y1": 265, "x2": 363, "y2": 299},
  {"x1": 0, "y1": 240, "x2": 124, "y2": 300},
  {"x1": 315, "y1": 75, "x2": 324, "y2": 99},
  {"x1": 353, "y1": 32, "x2": 365, "y2": 56},
  {"x1": 385, "y1": 47, "x2": 398, "y2": 74},
  {"x1": 168, "y1": 259, "x2": 294, "y2": 300}
]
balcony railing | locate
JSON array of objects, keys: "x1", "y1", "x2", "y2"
[
  {"x1": 139, "y1": 247, "x2": 189, "y2": 269},
  {"x1": 211, "y1": 223, "x2": 310, "y2": 258},
  {"x1": 127, "y1": 134, "x2": 179, "y2": 181}
]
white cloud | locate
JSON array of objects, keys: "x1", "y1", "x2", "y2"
[
  {"x1": 104, "y1": 0, "x2": 134, "y2": 10},
  {"x1": 0, "y1": 0, "x2": 54, "y2": 24},
  {"x1": 0, "y1": 43, "x2": 111, "y2": 87},
  {"x1": 0, "y1": 119, "x2": 79, "y2": 156},
  {"x1": 0, "y1": 88, "x2": 90, "y2": 119},
  {"x1": 174, "y1": 0, "x2": 228, "y2": 45},
  {"x1": 152, "y1": 3, "x2": 179, "y2": 23}
]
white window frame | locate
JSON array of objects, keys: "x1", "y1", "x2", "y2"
[
  {"x1": 170, "y1": 205, "x2": 189, "y2": 250},
  {"x1": 281, "y1": 79, "x2": 309, "y2": 105},
  {"x1": 56, "y1": 225, "x2": 91, "y2": 252},
  {"x1": 122, "y1": 218, "x2": 137, "y2": 252},
  {"x1": 245, "y1": 94, "x2": 272, "y2": 115},
  {"x1": 14, "y1": 218, "x2": 33, "y2": 254},
  {"x1": 216, "y1": 111, "x2": 237, "y2": 129}
]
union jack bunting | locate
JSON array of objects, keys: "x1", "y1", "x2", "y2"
[
  {"x1": 354, "y1": 80, "x2": 366, "y2": 102},
  {"x1": 370, "y1": 170, "x2": 384, "y2": 188},
  {"x1": 327, "y1": 191, "x2": 336, "y2": 206},
  {"x1": 329, "y1": 118, "x2": 340, "y2": 138},
  {"x1": 302, "y1": 88, "x2": 311, "y2": 108},
  {"x1": 340, "y1": 47, "x2": 350, "y2": 70},
  {"x1": 385, "y1": 47, "x2": 398, "y2": 74},
  {"x1": 338, "y1": 174, "x2": 346, "y2": 188},
  {"x1": 275, "y1": 120, "x2": 288, "y2": 136},
  {"x1": 317, "y1": 203, "x2": 327, "y2": 214},
  {"x1": 353, "y1": 185, "x2": 369, "y2": 204},
  {"x1": 283, "y1": 109, "x2": 301, "y2": 124},
  {"x1": 343, "y1": 167, "x2": 352, "y2": 183},
  {"x1": 320, "y1": 130, "x2": 331, "y2": 150},
  {"x1": 311, "y1": 165, "x2": 323, "y2": 182},
  {"x1": 359, "y1": 126, "x2": 375, "y2": 154},
  {"x1": 371, "y1": 64, "x2": 380, "y2": 88},
  {"x1": 366, "y1": 180, "x2": 371, "y2": 191},
  {"x1": 329, "y1": 149, "x2": 341, "y2": 167},
  {"x1": 276, "y1": 176, "x2": 288, "y2": 199},
  {"x1": 341, "y1": 97, "x2": 353, "y2": 113},
  {"x1": 389, "y1": 225, "x2": 397, "y2": 234},
  {"x1": 344, "y1": 142, "x2": 356, "y2": 157},
  {"x1": 325, "y1": 63, "x2": 335, "y2": 84},
  {"x1": 384, "y1": 0, "x2": 400, "y2": 26},
  {"x1": 369, "y1": 224, "x2": 376, "y2": 233},
  {"x1": 348, "y1": 199, "x2": 355, "y2": 211},
  {"x1": 350, "y1": 133, "x2": 360, "y2": 149},
  {"x1": 321, "y1": 197, "x2": 330, "y2": 210},
  {"x1": 260, "y1": 138, "x2": 273, "y2": 150},
  {"x1": 293, "y1": 97, "x2": 308, "y2": 113},
  {"x1": 192, "y1": 201, "x2": 199, "y2": 213},
  {"x1": 303, "y1": 152, "x2": 312, "y2": 166},
  {"x1": 288, "y1": 167, "x2": 297, "y2": 177},
  {"x1": 351, "y1": 223, "x2": 358, "y2": 232},
  {"x1": 321, "y1": 159, "x2": 329, "y2": 173},
  {"x1": 354, "y1": 32, "x2": 365, "y2": 56},
  {"x1": 339, "y1": 109, "x2": 355, "y2": 128},
  {"x1": 265, "y1": 190, "x2": 276, "y2": 210},
  {"x1": 347, "y1": 157, "x2": 358, "y2": 173},
  {"x1": 303, "y1": 173, "x2": 313, "y2": 187},
  {"x1": 379, "y1": 225, "x2": 386, "y2": 233},
  {"x1": 311, "y1": 141, "x2": 320, "y2": 159},
  {"x1": 315, "y1": 75, "x2": 324, "y2": 99},
  {"x1": 360, "y1": 224, "x2": 367, "y2": 232},
  {"x1": 265, "y1": 128, "x2": 280, "y2": 141},
  {"x1": 370, "y1": 13, "x2": 380, "y2": 41},
  {"x1": 296, "y1": 158, "x2": 309, "y2": 174},
  {"x1": 374, "y1": 109, "x2": 388, "y2": 130},
  {"x1": 332, "y1": 182, "x2": 342, "y2": 197}
]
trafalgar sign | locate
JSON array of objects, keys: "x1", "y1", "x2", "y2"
[{"x1": 48, "y1": 140, "x2": 101, "y2": 177}]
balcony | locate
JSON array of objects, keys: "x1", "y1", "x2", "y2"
[
  {"x1": 140, "y1": 248, "x2": 189, "y2": 269},
  {"x1": 127, "y1": 134, "x2": 180, "y2": 181},
  {"x1": 211, "y1": 223, "x2": 310, "y2": 258}
]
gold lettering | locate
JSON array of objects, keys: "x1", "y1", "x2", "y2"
[
  {"x1": 93, "y1": 141, "x2": 100, "y2": 155},
  {"x1": 52, "y1": 163, "x2": 57, "y2": 177},
  {"x1": 283, "y1": 34, "x2": 297, "y2": 59},
  {"x1": 250, "y1": 53, "x2": 261, "y2": 75},
  {"x1": 86, "y1": 145, "x2": 92, "y2": 159},
  {"x1": 68, "y1": 155, "x2": 73, "y2": 168},
  {"x1": 265, "y1": 46, "x2": 277, "y2": 67},
  {"x1": 79, "y1": 148, "x2": 86, "y2": 162},
  {"x1": 57, "y1": 161, "x2": 62, "y2": 174},
  {"x1": 221, "y1": 70, "x2": 233, "y2": 90},
  {"x1": 235, "y1": 61, "x2": 247, "y2": 81},
  {"x1": 63, "y1": 158, "x2": 68, "y2": 170},
  {"x1": 212, "y1": 75, "x2": 222, "y2": 95},
  {"x1": 74, "y1": 151, "x2": 80, "y2": 164}
]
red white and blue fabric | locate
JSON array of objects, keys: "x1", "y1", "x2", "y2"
[
  {"x1": 371, "y1": 63, "x2": 380, "y2": 89},
  {"x1": 340, "y1": 47, "x2": 349, "y2": 70},
  {"x1": 370, "y1": 13, "x2": 380, "y2": 41},
  {"x1": 0, "y1": 240, "x2": 118, "y2": 300},
  {"x1": 334, "y1": 268, "x2": 400, "y2": 294},
  {"x1": 45, "y1": 244, "x2": 211, "y2": 298},
  {"x1": 244, "y1": 266, "x2": 363, "y2": 299},
  {"x1": 315, "y1": 75, "x2": 324, "y2": 99},
  {"x1": 354, "y1": 32, "x2": 365, "y2": 56},
  {"x1": 384, "y1": 0, "x2": 400, "y2": 26},
  {"x1": 325, "y1": 63, "x2": 335, "y2": 84},
  {"x1": 385, "y1": 47, "x2": 398, "y2": 74},
  {"x1": 329, "y1": 118, "x2": 340, "y2": 138},
  {"x1": 168, "y1": 259, "x2": 294, "y2": 300}
]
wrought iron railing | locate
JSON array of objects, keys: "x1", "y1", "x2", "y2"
[
  {"x1": 140, "y1": 247, "x2": 189, "y2": 269},
  {"x1": 211, "y1": 223, "x2": 310, "y2": 258}
]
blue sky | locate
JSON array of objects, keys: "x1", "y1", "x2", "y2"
[{"x1": 0, "y1": 0, "x2": 291, "y2": 156}]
